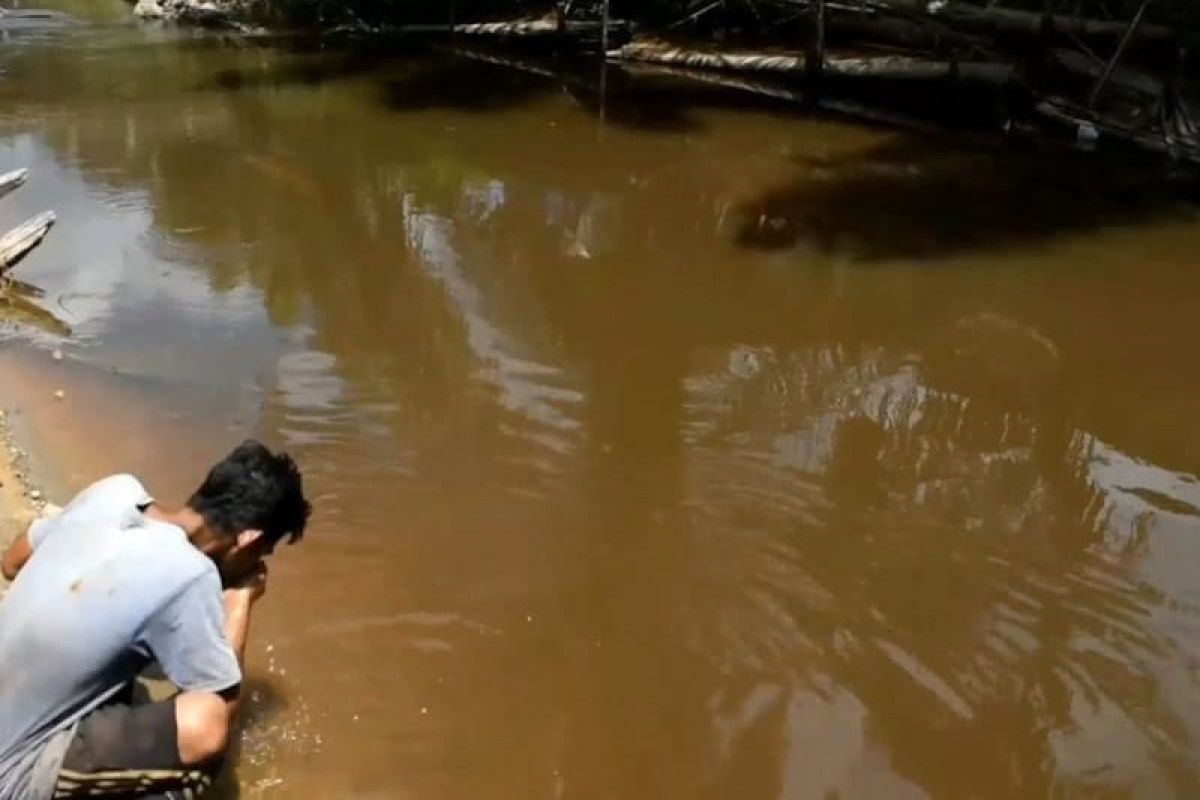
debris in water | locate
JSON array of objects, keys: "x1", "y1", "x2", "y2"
[
  {"x1": 51, "y1": 349, "x2": 62, "y2": 361},
  {"x1": 52, "y1": 389, "x2": 64, "y2": 400}
]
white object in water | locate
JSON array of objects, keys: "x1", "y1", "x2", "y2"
[{"x1": 1077, "y1": 122, "x2": 1100, "y2": 149}]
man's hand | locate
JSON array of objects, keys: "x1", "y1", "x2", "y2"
[{"x1": 223, "y1": 563, "x2": 268, "y2": 608}]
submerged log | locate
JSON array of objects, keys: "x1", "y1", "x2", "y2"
[
  {"x1": 0, "y1": 169, "x2": 28, "y2": 201},
  {"x1": 0, "y1": 287, "x2": 69, "y2": 337},
  {"x1": 0, "y1": 211, "x2": 55, "y2": 273}
]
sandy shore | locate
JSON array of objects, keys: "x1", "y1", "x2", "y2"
[{"x1": 0, "y1": 409, "x2": 42, "y2": 592}]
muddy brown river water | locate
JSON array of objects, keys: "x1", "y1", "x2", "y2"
[{"x1": 4, "y1": 3, "x2": 1200, "y2": 798}]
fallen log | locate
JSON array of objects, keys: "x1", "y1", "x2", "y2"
[
  {"x1": 608, "y1": 40, "x2": 1011, "y2": 84},
  {"x1": 453, "y1": 18, "x2": 634, "y2": 38},
  {"x1": 0, "y1": 211, "x2": 55, "y2": 273},
  {"x1": 929, "y1": 3, "x2": 1194, "y2": 48},
  {"x1": 1035, "y1": 98, "x2": 1200, "y2": 164},
  {"x1": 0, "y1": 169, "x2": 28, "y2": 201},
  {"x1": 768, "y1": 0, "x2": 1196, "y2": 49}
]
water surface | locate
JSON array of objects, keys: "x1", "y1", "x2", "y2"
[{"x1": 4, "y1": 5, "x2": 1200, "y2": 798}]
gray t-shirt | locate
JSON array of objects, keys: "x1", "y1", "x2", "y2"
[{"x1": 0, "y1": 475, "x2": 241, "y2": 800}]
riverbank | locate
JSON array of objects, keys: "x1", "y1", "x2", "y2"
[{"x1": 0, "y1": 407, "x2": 43, "y2": 592}]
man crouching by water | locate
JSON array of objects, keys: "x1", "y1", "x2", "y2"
[{"x1": 0, "y1": 440, "x2": 311, "y2": 799}]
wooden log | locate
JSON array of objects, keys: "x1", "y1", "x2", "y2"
[
  {"x1": 1035, "y1": 99, "x2": 1200, "y2": 164},
  {"x1": 454, "y1": 19, "x2": 558, "y2": 36},
  {"x1": 453, "y1": 18, "x2": 634, "y2": 38},
  {"x1": 0, "y1": 211, "x2": 55, "y2": 273},
  {"x1": 926, "y1": 3, "x2": 1200, "y2": 50},
  {"x1": 609, "y1": 41, "x2": 963, "y2": 80},
  {"x1": 0, "y1": 169, "x2": 28, "y2": 201},
  {"x1": 771, "y1": 0, "x2": 1193, "y2": 47}
]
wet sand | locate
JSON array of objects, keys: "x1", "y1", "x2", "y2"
[
  {"x1": 0, "y1": 347, "x2": 63, "y2": 591},
  {"x1": 0, "y1": 411, "x2": 38, "y2": 592}
]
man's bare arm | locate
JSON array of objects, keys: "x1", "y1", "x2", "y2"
[
  {"x1": 1, "y1": 530, "x2": 33, "y2": 581},
  {"x1": 217, "y1": 565, "x2": 267, "y2": 720}
]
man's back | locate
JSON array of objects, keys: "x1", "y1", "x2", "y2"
[{"x1": 0, "y1": 475, "x2": 226, "y2": 799}]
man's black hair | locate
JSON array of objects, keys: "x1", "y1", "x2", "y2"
[{"x1": 188, "y1": 440, "x2": 311, "y2": 544}]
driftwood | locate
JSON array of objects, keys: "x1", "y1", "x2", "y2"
[
  {"x1": 0, "y1": 211, "x2": 56, "y2": 273},
  {"x1": 609, "y1": 41, "x2": 1012, "y2": 84},
  {"x1": 0, "y1": 169, "x2": 28, "y2": 201},
  {"x1": 0, "y1": 169, "x2": 64, "y2": 333}
]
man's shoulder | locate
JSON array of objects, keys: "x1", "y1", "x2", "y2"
[
  {"x1": 32, "y1": 474, "x2": 156, "y2": 551},
  {"x1": 132, "y1": 521, "x2": 216, "y2": 583},
  {"x1": 69, "y1": 474, "x2": 153, "y2": 512}
]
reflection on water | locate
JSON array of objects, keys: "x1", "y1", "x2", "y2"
[{"x1": 4, "y1": 6, "x2": 1200, "y2": 798}]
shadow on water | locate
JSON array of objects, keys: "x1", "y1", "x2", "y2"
[
  {"x1": 378, "y1": 57, "x2": 556, "y2": 114},
  {"x1": 206, "y1": 53, "x2": 381, "y2": 93},
  {"x1": 734, "y1": 136, "x2": 1200, "y2": 261},
  {"x1": 192, "y1": 35, "x2": 823, "y2": 135}
]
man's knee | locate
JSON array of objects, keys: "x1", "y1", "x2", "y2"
[{"x1": 175, "y1": 692, "x2": 229, "y2": 766}]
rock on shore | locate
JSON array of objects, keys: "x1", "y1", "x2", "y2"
[{"x1": 132, "y1": 0, "x2": 248, "y2": 26}]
